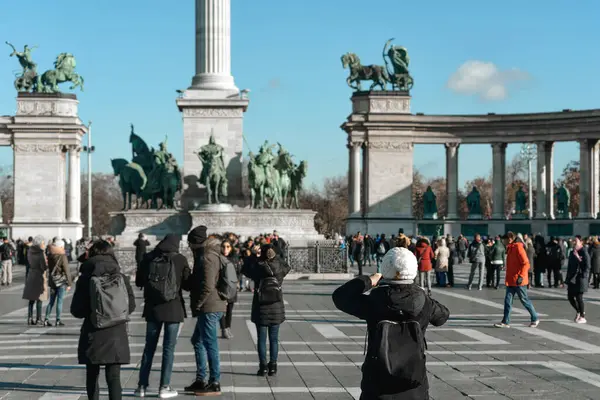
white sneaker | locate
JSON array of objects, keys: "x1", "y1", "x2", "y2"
[
  {"x1": 577, "y1": 317, "x2": 587, "y2": 324},
  {"x1": 134, "y1": 386, "x2": 145, "y2": 398},
  {"x1": 494, "y1": 322, "x2": 510, "y2": 328},
  {"x1": 159, "y1": 386, "x2": 178, "y2": 399},
  {"x1": 575, "y1": 314, "x2": 580, "y2": 323},
  {"x1": 529, "y1": 320, "x2": 540, "y2": 328}
]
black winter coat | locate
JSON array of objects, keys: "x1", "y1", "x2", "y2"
[
  {"x1": 136, "y1": 234, "x2": 191, "y2": 323},
  {"x1": 242, "y1": 256, "x2": 291, "y2": 326},
  {"x1": 566, "y1": 247, "x2": 590, "y2": 294},
  {"x1": 333, "y1": 276, "x2": 450, "y2": 400},
  {"x1": 134, "y1": 239, "x2": 151, "y2": 264},
  {"x1": 590, "y1": 244, "x2": 600, "y2": 275},
  {"x1": 71, "y1": 254, "x2": 136, "y2": 365}
]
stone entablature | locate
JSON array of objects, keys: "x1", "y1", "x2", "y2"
[{"x1": 344, "y1": 91, "x2": 600, "y2": 144}]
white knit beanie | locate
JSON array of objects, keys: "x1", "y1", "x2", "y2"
[{"x1": 381, "y1": 247, "x2": 418, "y2": 282}]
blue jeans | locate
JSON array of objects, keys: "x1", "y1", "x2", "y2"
[
  {"x1": 45, "y1": 285, "x2": 66, "y2": 321},
  {"x1": 191, "y1": 312, "x2": 223, "y2": 383},
  {"x1": 502, "y1": 286, "x2": 538, "y2": 325},
  {"x1": 138, "y1": 321, "x2": 180, "y2": 388},
  {"x1": 256, "y1": 324, "x2": 280, "y2": 365}
]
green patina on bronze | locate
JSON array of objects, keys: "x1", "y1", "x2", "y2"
[
  {"x1": 248, "y1": 141, "x2": 307, "y2": 209},
  {"x1": 555, "y1": 184, "x2": 571, "y2": 219},
  {"x1": 505, "y1": 223, "x2": 531, "y2": 235},
  {"x1": 547, "y1": 223, "x2": 573, "y2": 237},
  {"x1": 112, "y1": 124, "x2": 182, "y2": 210},
  {"x1": 6, "y1": 42, "x2": 84, "y2": 93},
  {"x1": 460, "y1": 224, "x2": 489, "y2": 238},
  {"x1": 423, "y1": 186, "x2": 437, "y2": 216},
  {"x1": 341, "y1": 38, "x2": 414, "y2": 92},
  {"x1": 418, "y1": 223, "x2": 443, "y2": 237},
  {"x1": 515, "y1": 186, "x2": 527, "y2": 214},
  {"x1": 466, "y1": 186, "x2": 482, "y2": 216},
  {"x1": 197, "y1": 134, "x2": 228, "y2": 204}
]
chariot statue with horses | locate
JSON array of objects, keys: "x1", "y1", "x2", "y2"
[
  {"x1": 341, "y1": 38, "x2": 414, "y2": 92},
  {"x1": 6, "y1": 42, "x2": 84, "y2": 93},
  {"x1": 111, "y1": 125, "x2": 182, "y2": 210},
  {"x1": 247, "y1": 141, "x2": 308, "y2": 209}
]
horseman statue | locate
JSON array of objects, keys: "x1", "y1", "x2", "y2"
[
  {"x1": 113, "y1": 125, "x2": 181, "y2": 210},
  {"x1": 341, "y1": 38, "x2": 414, "y2": 92},
  {"x1": 197, "y1": 134, "x2": 228, "y2": 204},
  {"x1": 248, "y1": 140, "x2": 308, "y2": 209},
  {"x1": 5, "y1": 42, "x2": 84, "y2": 93}
]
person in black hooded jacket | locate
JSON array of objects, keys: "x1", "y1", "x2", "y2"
[
  {"x1": 134, "y1": 234, "x2": 191, "y2": 398},
  {"x1": 71, "y1": 240, "x2": 136, "y2": 400},
  {"x1": 242, "y1": 243, "x2": 291, "y2": 377},
  {"x1": 333, "y1": 247, "x2": 450, "y2": 400}
]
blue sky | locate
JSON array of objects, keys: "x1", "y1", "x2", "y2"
[{"x1": 1, "y1": 0, "x2": 599, "y2": 188}]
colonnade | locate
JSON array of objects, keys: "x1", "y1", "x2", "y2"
[
  {"x1": 347, "y1": 139, "x2": 599, "y2": 219},
  {"x1": 66, "y1": 145, "x2": 82, "y2": 223}
]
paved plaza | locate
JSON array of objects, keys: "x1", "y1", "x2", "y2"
[{"x1": 0, "y1": 264, "x2": 599, "y2": 399}]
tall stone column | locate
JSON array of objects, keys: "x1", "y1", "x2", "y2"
[
  {"x1": 535, "y1": 142, "x2": 549, "y2": 219},
  {"x1": 67, "y1": 146, "x2": 80, "y2": 222},
  {"x1": 191, "y1": 0, "x2": 236, "y2": 90},
  {"x1": 348, "y1": 141, "x2": 362, "y2": 215},
  {"x1": 578, "y1": 139, "x2": 598, "y2": 218},
  {"x1": 544, "y1": 142, "x2": 555, "y2": 219},
  {"x1": 445, "y1": 143, "x2": 459, "y2": 219},
  {"x1": 491, "y1": 143, "x2": 507, "y2": 219},
  {"x1": 362, "y1": 142, "x2": 369, "y2": 216}
]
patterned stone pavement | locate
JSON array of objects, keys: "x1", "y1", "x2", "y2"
[{"x1": 0, "y1": 263, "x2": 599, "y2": 399}]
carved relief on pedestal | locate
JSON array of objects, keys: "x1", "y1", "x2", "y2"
[
  {"x1": 16, "y1": 99, "x2": 78, "y2": 117},
  {"x1": 13, "y1": 144, "x2": 62, "y2": 153},
  {"x1": 369, "y1": 98, "x2": 410, "y2": 114},
  {"x1": 182, "y1": 108, "x2": 243, "y2": 118},
  {"x1": 367, "y1": 141, "x2": 413, "y2": 152}
]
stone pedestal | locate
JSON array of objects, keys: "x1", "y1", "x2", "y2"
[
  {"x1": 511, "y1": 213, "x2": 528, "y2": 220},
  {"x1": 423, "y1": 213, "x2": 438, "y2": 220},
  {"x1": 467, "y1": 214, "x2": 483, "y2": 220},
  {"x1": 9, "y1": 93, "x2": 85, "y2": 241},
  {"x1": 109, "y1": 210, "x2": 192, "y2": 246},
  {"x1": 189, "y1": 208, "x2": 324, "y2": 246}
]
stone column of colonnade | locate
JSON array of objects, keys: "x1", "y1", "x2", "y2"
[
  {"x1": 66, "y1": 145, "x2": 82, "y2": 223},
  {"x1": 347, "y1": 140, "x2": 362, "y2": 215},
  {"x1": 491, "y1": 143, "x2": 507, "y2": 219},
  {"x1": 578, "y1": 139, "x2": 599, "y2": 218},
  {"x1": 535, "y1": 141, "x2": 554, "y2": 219},
  {"x1": 445, "y1": 143, "x2": 459, "y2": 219}
]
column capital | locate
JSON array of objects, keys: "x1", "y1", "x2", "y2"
[
  {"x1": 68, "y1": 145, "x2": 82, "y2": 152},
  {"x1": 346, "y1": 139, "x2": 363, "y2": 149},
  {"x1": 444, "y1": 142, "x2": 460, "y2": 149},
  {"x1": 491, "y1": 142, "x2": 507, "y2": 151}
]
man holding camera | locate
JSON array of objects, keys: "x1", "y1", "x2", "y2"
[{"x1": 495, "y1": 232, "x2": 539, "y2": 329}]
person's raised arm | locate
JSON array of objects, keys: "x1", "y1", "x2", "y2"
[{"x1": 332, "y1": 274, "x2": 380, "y2": 320}]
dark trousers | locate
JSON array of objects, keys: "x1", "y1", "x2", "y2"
[
  {"x1": 487, "y1": 264, "x2": 502, "y2": 288},
  {"x1": 86, "y1": 364, "x2": 122, "y2": 400},
  {"x1": 568, "y1": 291, "x2": 585, "y2": 316},
  {"x1": 256, "y1": 324, "x2": 280, "y2": 365},
  {"x1": 354, "y1": 257, "x2": 363, "y2": 275},
  {"x1": 593, "y1": 273, "x2": 600, "y2": 289},
  {"x1": 447, "y1": 261, "x2": 455, "y2": 287},
  {"x1": 485, "y1": 264, "x2": 494, "y2": 287},
  {"x1": 28, "y1": 300, "x2": 42, "y2": 321},
  {"x1": 547, "y1": 266, "x2": 563, "y2": 287},
  {"x1": 534, "y1": 268, "x2": 545, "y2": 287},
  {"x1": 220, "y1": 302, "x2": 235, "y2": 330}
]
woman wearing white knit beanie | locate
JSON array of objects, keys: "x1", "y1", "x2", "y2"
[{"x1": 332, "y1": 246, "x2": 450, "y2": 400}]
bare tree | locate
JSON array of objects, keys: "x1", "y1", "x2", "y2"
[{"x1": 80, "y1": 173, "x2": 122, "y2": 237}]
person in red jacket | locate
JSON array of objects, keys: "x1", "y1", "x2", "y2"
[
  {"x1": 414, "y1": 237, "x2": 435, "y2": 295},
  {"x1": 494, "y1": 232, "x2": 539, "y2": 328}
]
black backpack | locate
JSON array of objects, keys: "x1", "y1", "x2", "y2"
[
  {"x1": 1, "y1": 244, "x2": 12, "y2": 261},
  {"x1": 365, "y1": 315, "x2": 427, "y2": 389},
  {"x1": 90, "y1": 273, "x2": 130, "y2": 329},
  {"x1": 145, "y1": 254, "x2": 178, "y2": 303},
  {"x1": 257, "y1": 262, "x2": 282, "y2": 305}
]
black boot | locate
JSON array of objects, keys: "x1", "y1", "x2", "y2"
[
  {"x1": 268, "y1": 362, "x2": 277, "y2": 376},
  {"x1": 257, "y1": 364, "x2": 268, "y2": 377}
]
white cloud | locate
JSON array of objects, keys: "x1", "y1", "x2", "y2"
[{"x1": 447, "y1": 60, "x2": 530, "y2": 101}]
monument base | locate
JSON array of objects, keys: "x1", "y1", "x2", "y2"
[
  {"x1": 189, "y1": 207, "x2": 324, "y2": 246},
  {"x1": 423, "y1": 213, "x2": 438, "y2": 220},
  {"x1": 10, "y1": 222, "x2": 83, "y2": 243},
  {"x1": 467, "y1": 214, "x2": 483, "y2": 220},
  {"x1": 556, "y1": 211, "x2": 573, "y2": 220},
  {"x1": 511, "y1": 213, "x2": 529, "y2": 220},
  {"x1": 109, "y1": 210, "x2": 192, "y2": 247}
]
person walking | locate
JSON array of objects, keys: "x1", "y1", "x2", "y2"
[
  {"x1": 489, "y1": 236, "x2": 506, "y2": 289},
  {"x1": 134, "y1": 234, "x2": 151, "y2": 275},
  {"x1": 219, "y1": 239, "x2": 239, "y2": 339},
  {"x1": 467, "y1": 234, "x2": 486, "y2": 291},
  {"x1": 457, "y1": 235, "x2": 468, "y2": 263},
  {"x1": 533, "y1": 235, "x2": 547, "y2": 287},
  {"x1": 332, "y1": 247, "x2": 450, "y2": 400},
  {"x1": 0, "y1": 237, "x2": 15, "y2": 286},
  {"x1": 242, "y1": 243, "x2": 291, "y2": 377},
  {"x1": 447, "y1": 236, "x2": 457, "y2": 287},
  {"x1": 566, "y1": 235, "x2": 591, "y2": 323},
  {"x1": 184, "y1": 227, "x2": 226, "y2": 396},
  {"x1": 22, "y1": 236, "x2": 49, "y2": 326},
  {"x1": 494, "y1": 232, "x2": 539, "y2": 328},
  {"x1": 414, "y1": 237, "x2": 435, "y2": 295},
  {"x1": 434, "y1": 238, "x2": 450, "y2": 287},
  {"x1": 590, "y1": 237, "x2": 600, "y2": 290},
  {"x1": 44, "y1": 239, "x2": 72, "y2": 326},
  {"x1": 71, "y1": 240, "x2": 136, "y2": 400},
  {"x1": 134, "y1": 234, "x2": 191, "y2": 398}
]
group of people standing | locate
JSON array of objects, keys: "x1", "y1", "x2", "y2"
[{"x1": 125, "y1": 226, "x2": 290, "y2": 399}]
